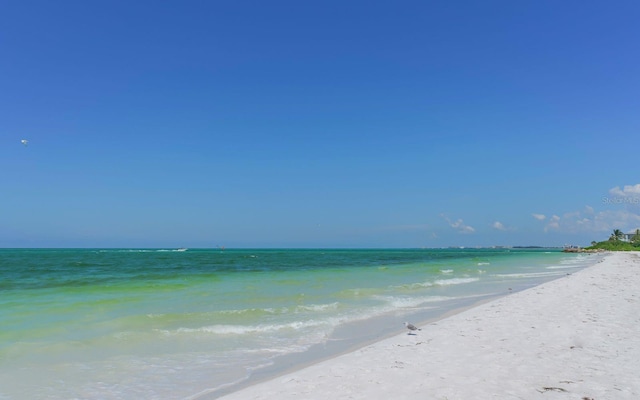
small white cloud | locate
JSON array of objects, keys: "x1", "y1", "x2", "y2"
[
  {"x1": 545, "y1": 215, "x2": 561, "y2": 232},
  {"x1": 451, "y1": 219, "x2": 475, "y2": 233},
  {"x1": 534, "y1": 185, "x2": 640, "y2": 235},
  {"x1": 541, "y1": 209, "x2": 640, "y2": 234},
  {"x1": 609, "y1": 184, "x2": 640, "y2": 197},
  {"x1": 460, "y1": 225, "x2": 475, "y2": 234},
  {"x1": 492, "y1": 221, "x2": 507, "y2": 231},
  {"x1": 607, "y1": 183, "x2": 640, "y2": 212},
  {"x1": 440, "y1": 215, "x2": 475, "y2": 234},
  {"x1": 532, "y1": 213, "x2": 546, "y2": 221}
]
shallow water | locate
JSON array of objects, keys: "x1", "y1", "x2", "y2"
[{"x1": 0, "y1": 248, "x2": 598, "y2": 399}]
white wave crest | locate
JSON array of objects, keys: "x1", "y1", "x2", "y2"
[
  {"x1": 433, "y1": 277, "x2": 480, "y2": 286},
  {"x1": 168, "y1": 319, "x2": 331, "y2": 336},
  {"x1": 374, "y1": 295, "x2": 452, "y2": 308},
  {"x1": 392, "y1": 276, "x2": 479, "y2": 290},
  {"x1": 215, "y1": 302, "x2": 340, "y2": 317},
  {"x1": 294, "y1": 302, "x2": 340, "y2": 313},
  {"x1": 493, "y1": 271, "x2": 564, "y2": 279}
]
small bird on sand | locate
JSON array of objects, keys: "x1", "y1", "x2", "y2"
[{"x1": 404, "y1": 322, "x2": 421, "y2": 333}]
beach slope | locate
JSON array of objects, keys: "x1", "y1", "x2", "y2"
[{"x1": 218, "y1": 252, "x2": 640, "y2": 399}]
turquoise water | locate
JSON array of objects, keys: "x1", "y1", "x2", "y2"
[{"x1": 0, "y1": 248, "x2": 598, "y2": 399}]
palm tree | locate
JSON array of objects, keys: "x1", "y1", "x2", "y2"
[
  {"x1": 612, "y1": 229, "x2": 624, "y2": 241},
  {"x1": 632, "y1": 229, "x2": 640, "y2": 244}
]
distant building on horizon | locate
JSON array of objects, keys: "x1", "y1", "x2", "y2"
[{"x1": 620, "y1": 229, "x2": 640, "y2": 242}]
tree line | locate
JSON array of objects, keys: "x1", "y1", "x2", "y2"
[{"x1": 587, "y1": 229, "x2": 640, "y2": 251}]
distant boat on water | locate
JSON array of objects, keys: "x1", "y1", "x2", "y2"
[{"x1": 176, "y1": 248, "x2": 188, "y2": 252}]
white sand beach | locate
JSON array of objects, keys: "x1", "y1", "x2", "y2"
[{"x1": 219, "y1": 252, "x2": 640, "y2": 400}]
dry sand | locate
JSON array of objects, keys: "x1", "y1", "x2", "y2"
[{"x1": 218, "y1": 252, "x2": 640, "y2": 400}]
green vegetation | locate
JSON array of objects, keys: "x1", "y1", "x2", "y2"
[
  {"x1": 585, "y1": 229, "x2": 640, "y2": 251},
  {"x1": 586, "y1": 241, "x2": 638, "y2": 251}
]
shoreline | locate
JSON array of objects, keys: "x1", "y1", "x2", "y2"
[
  {"x1": 216, "y1": 252, "x2": 640, "y2": 399},
  {"x1": 204, "y1": 292, "x2": 505, "y2": 399}
]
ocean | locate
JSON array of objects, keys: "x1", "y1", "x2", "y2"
[{"x1": 0, "y1": 248, "x2": 599, "y2": 399}]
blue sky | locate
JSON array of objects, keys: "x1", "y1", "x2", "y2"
[{"x1": 2, "y1": 0, "x2": 639, "y2": 248}]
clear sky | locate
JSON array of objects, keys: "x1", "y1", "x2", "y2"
[{"x1": 2, "y1": 0, "x2": 639, "y2": 248}]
